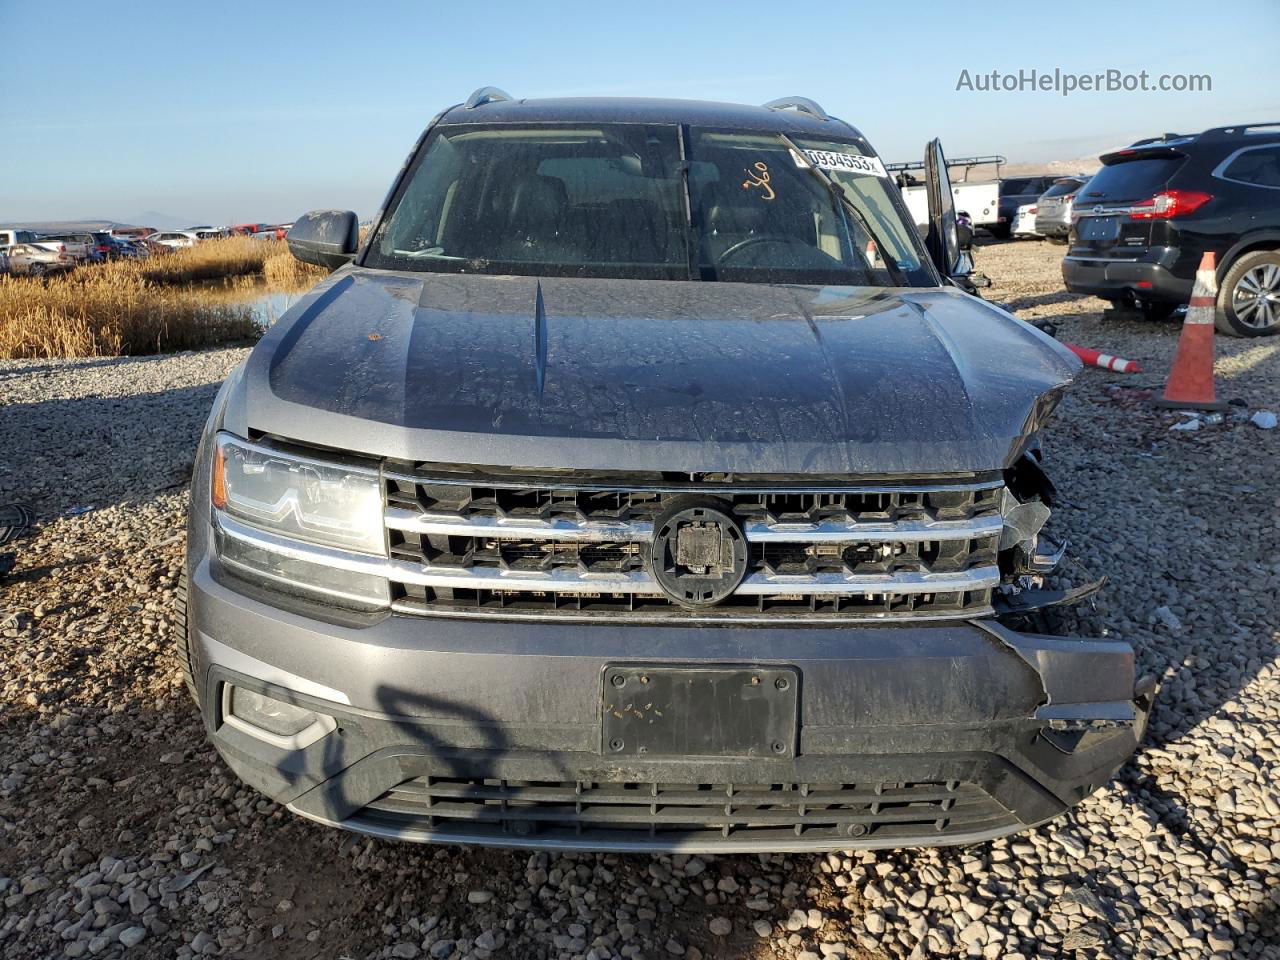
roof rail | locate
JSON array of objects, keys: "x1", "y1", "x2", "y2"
[
  {"x1": 464, "y1": 86, "x2": 515, "y2": 110},
  {"x1": 1202, "y1": 122, "x2": 1280, "y2": 138},
  {"x1": 762, "y1": 97, "x2": 830, "y2": 122}
]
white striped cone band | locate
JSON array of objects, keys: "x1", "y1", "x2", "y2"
[
  {"x1": 1186, "y1": 264, "x2": 1218, "y2": 325},
  {"x1": 1095, "y1": 353, "x2": 1138, "y2": 373}
]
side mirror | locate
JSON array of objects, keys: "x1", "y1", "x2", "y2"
[{"x1": 287, "y1": 210, "x2": 359, "y2": 270}]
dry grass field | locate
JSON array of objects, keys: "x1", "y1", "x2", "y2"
[{"x1": 0, "y1": 237, "x2": 326, "y2": 359}]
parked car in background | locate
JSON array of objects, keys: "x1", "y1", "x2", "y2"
[
  {"x1": 147, "y1": 231, "x2": 199, "y2": 250},
  {"x1": 3, "y1": 243, "x2": 75, "y2": 277},
  {"x1": 0, "y1": 229, "x2": 78, "y2": 260},
  {"x1": 188, "y1": 226, "x2": 228, "y2": 241},
  {"x1": 1034, "y1": 177, "x2": 1088, "y2": 243},
  {"x1": 0, "y1": 229, "x2": 42, "y2": 247},
  {"x1": 991, "y1": 176, "x2": 1061, "y2": 238},
  {"x1": 90, "y1": 232, "x2": 130, "y2": 261},
  {"x1": 116, "y1": 240, "x2": 151, "y2": 259},
  {"x1": 1012, "y1": 202, "x2": 1041, "y2": 238},
  {"x1": 36, "y1": 232, "x2": 94, "y2": 263},
  {"x1": 179, "y1": 90, "x2": 1147, "y2": 854},
  {"x1": 1064, "y1": 123, "x2": 1280, "y2": 335},
  {"x1": 111, "y1": 226, "x2": 157, "y2": 241},
  {"x1": 249, "y1": 224, "x2": 291, "y2": 241}
]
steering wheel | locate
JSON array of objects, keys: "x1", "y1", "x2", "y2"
[{"x1": 716, "y1": 234, "x2": 806, "y2": 264}]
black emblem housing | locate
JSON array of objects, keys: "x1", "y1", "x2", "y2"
[{"x1": 648, "y1": 498, "x2": 749, "y2": 608}]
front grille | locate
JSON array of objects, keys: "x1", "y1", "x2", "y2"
[
  {"x1": 383, "y1": 470, "x2": 1004, "y2": 622},
  {"x1": 356, "y1": 777, "x2": 1016, "y2": 847}
]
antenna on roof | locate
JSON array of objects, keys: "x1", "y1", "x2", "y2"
[
  {"x1": 762, "y1": 97, "x2": 830, "y2": 122},
  {"x1": 464, "y1": 86, "x2": 514, "y2": 110}
]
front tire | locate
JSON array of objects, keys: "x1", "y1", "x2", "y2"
[
  {"x1": 174, "y1": 567, "x2": 199, "y2": 705},
  {"x1": 1216, "y1": 250, "x2": 1280, "y2": 337},
  {"x1": 29, "y1": 263, "x2": 46, "y2": 278}
]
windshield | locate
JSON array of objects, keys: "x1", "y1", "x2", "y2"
[{"x1": 366, "y1": 123, "x2": 934, "y2": 286}]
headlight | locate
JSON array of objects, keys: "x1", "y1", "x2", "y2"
[{"x1": 212, "y1": 433, "x2": 384, "y2": 555}]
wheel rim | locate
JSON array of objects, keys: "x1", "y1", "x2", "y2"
[{"x1": 1232, "y1": 263, "x2": 1280, "y2": 330}]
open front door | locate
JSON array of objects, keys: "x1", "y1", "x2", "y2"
[{"x1": 923, "y1": 138, "x2": 962, "y2": 278}]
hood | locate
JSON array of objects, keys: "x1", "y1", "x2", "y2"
[{"x1": 233, "y1": 267, "x2": 1079, "y2": 475}]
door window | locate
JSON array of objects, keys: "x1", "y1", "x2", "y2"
[{"x1": 1219, "y1": 146, "x2": 1280, "y2": 189}]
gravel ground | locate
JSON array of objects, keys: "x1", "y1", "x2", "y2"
[{"x1": 1, "y1": 241, "x2": 1278, "y2": 960}]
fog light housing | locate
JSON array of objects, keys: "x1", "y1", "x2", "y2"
[{"x1": 222, "y1": 685, "x2": 336, "y2": 749}]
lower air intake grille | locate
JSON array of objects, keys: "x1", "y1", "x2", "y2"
[{"x1": 356, "y1": 777, "x2": 1016, "y2": 847}]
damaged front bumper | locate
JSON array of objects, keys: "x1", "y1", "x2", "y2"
[{"x1": 190, "y1": 559, "x2": 1149, "y2": 853}]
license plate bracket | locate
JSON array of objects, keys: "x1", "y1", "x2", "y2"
[
  {"x1": 601, "y1": 664, "x2": 799, "y2": 759},
  {"x1": 1080, "y1": 215, "x2": 1120, "y2": 246}
]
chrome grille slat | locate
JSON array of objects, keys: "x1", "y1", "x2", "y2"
[
  {"x1": 737, "y1": 566, "x2": 1000, "y2": 595},
  {"x1": 386, "y1": 560, "x2": 664, "y2": 594},
  {"x1": 383, "y1": 560, "x2": 998, "y2": 595},
  {"x1": 384, "y1": 506, "x2": 655, "y2": 542},
  {"x1": 386, "y1": 506, "x2": 1002, "y2": 545},
  {"x1": 743, "y1": 514, "x2": 1003, "y2": 543}
]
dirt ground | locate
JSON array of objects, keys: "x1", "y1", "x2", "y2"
[{"x1": 1, "y1": 239, "x2": 1278, "y2": 960}]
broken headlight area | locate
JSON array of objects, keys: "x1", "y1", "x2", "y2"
[{"x1": 993, "y1": 450, "x2": 1104, "y2": 624}]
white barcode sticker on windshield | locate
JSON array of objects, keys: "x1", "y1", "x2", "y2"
[{"x1": 797, "y1": 150, "x2": 888, "y2": 178}]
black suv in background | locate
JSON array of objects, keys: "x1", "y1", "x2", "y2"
[
  {"x1": 992, "y1": 176, "x2": 1061, "y2": 238},
  {"x1": 1063, "y1": 123, "x2": 1280, "y2": 336}
]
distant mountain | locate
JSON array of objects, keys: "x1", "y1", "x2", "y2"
[{"x1": 122, "y1": 210, "x2": 200, "y2": 230}]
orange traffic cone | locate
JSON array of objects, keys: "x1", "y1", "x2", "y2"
[{"x1": 1155, "y1": 253, "x2": 1227, "y2": 411}]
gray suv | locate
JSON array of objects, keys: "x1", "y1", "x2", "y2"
[{"x1": 179, "y1": 90, "x2": 1149, "y2": 853}]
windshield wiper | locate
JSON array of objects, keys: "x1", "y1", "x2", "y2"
[{"x1": 777, "y1": 134, "x2": 909, "y2": 287}]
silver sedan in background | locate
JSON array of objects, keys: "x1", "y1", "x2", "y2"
[
  {"x1": 1, "y1": 243, "x2": 76, "y2": 277},
  {"x1": 1035, "y1": 176, "x2": 1088, "y2": 243}
]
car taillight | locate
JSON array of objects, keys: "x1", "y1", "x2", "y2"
[
  {"x1": 1029, "y1": 207, "x2": 1037, "y2": 214},
  {"x1": 1063, "y1": 195, "x2": 1076, "y2": 202},
  {"x1": 1129, "y1": 190, "x2": 1212, "y2": 220},
  {"x1": 58, "y1": 244, "x2": 66, "y2": 253}
]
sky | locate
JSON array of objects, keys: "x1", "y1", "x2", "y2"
[{"x1": 3, "y1": 0, "x2": 1277, "y2": 226}]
